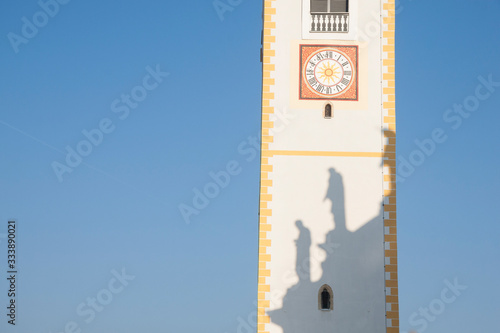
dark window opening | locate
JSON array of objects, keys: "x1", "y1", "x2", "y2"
[
  {"x1": 311, "y1": 0, "x2": 348, "y2": 13},
  {"x1": 318, "y1": 284, "x2": 333, "y2": 311},
  {"x1": 321, "y1": 289, "x2": 331, "y2": 309},
  {"x1": 324, "y1": 104, "x2": 332, "y2": 118}
]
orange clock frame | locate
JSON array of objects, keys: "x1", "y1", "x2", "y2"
[{"x1": 299, "y1": 44, "x2": 359, "y2": 101}]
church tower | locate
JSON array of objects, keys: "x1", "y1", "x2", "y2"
[{"x1": 257, "y1": 1, "x2": 398, "y2": 332}]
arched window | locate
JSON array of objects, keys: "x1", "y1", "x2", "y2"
[
  {"x1": 324, "y1": 103, "x2": 332, "y2": 118},
  {"x1": 318, "y1": 284, "x2": 334, "y2": 310}
]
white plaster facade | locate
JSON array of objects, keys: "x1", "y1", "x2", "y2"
[{"x1": 257, "y1": 0, "x2": 398, "y2": 332}]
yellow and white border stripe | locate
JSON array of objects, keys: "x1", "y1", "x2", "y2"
[
  {"x1": 257, "y1": 0, "x2": 276, "y2": 332},
  {"x1": 382, "y1": 0, "x2": 399, "y2": 332}
]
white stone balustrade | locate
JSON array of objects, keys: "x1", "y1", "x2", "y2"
[{"x1": 310, "y1": 13, "x2": 349, "y2": 32}]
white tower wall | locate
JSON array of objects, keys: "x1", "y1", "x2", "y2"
[{"x1": 257, "y1": 0, "x2": 399, "y2": 332}]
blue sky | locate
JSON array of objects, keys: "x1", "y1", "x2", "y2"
[{"x1": 0, "y1": 0, "x2": 499, "y2": 332}]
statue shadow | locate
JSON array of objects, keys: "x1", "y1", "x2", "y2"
[{"x1": 268, "y1": 133, "x2": 395, "y2": 332}]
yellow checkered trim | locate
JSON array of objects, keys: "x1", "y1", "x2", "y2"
[
  {"x1": 382, "y1": 0, "x2": 399, "y2": 332},
  {"x1": 257, "y1": 1, "x2": 276, "y2": 332}
]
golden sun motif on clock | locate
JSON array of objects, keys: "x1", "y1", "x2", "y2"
[
  {"x1": 300, "y1": 45, "x2": 358, "y2": 101},
  {"x1": 317, "y1": 62, "x2": 341, "y2": 85}
]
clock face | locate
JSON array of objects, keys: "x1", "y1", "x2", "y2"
[
  {"x1": 305, "y1": 50, "x2": 353, "y2": 96},
  {"x1": 300, "y1": 45, "x2": 358, "y2": 100}
]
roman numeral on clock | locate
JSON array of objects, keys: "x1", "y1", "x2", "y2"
[
  {"x1": 341, "y1": 78, "x2": 350, "y2": 86},
  {"x1": 308, "y1": 78, "x2": 318, "y2": 87}
]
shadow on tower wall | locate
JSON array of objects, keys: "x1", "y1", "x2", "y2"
[{"x1": 268, "y1": 131, "x2": 396, "y2": 333}]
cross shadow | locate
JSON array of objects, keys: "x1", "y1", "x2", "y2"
[{"x1": 268, "y1": 131, "x2": 395, "y2": 332}]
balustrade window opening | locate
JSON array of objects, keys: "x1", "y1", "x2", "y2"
[
  {"x1": 311, "y1": 0, "x2": 348, "y2": 13},
  {"x1": 310, "y1": 0, "x2": 349, "y2": 32}
]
